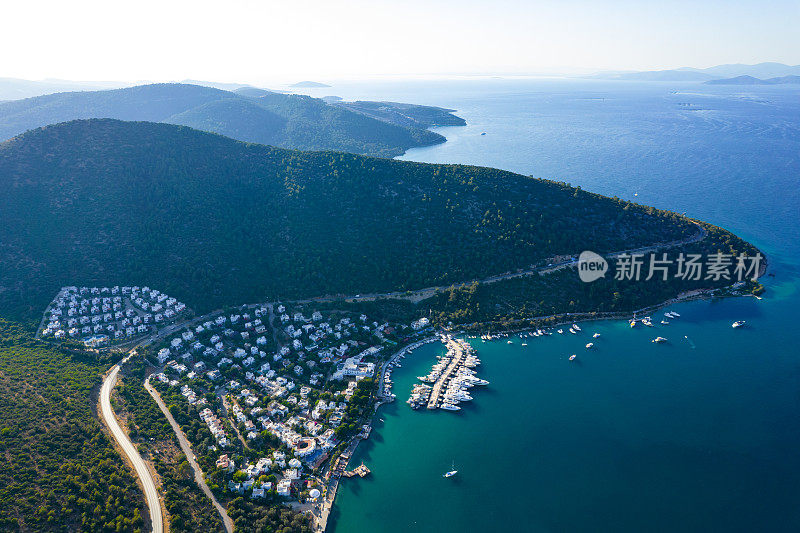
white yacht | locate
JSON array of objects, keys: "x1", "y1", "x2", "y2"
[{"x1": 732, "y1": 320, "x2": 746, "y2": 328}]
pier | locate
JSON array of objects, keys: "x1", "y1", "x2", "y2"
[
  {"x1": 426, "y1": 337, "x2": 472, "y2": 409},
  {"x1": 342, "y1": 462, "x2": 371, "y2": 478}
]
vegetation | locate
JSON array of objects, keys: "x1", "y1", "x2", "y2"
[
  {"x1": 0, "y1": 119, "x2": 702, "y2": 322},
  {"x1": 227, "y1": 498, "x2": 311, "y2": 533},
  {"x1": 0, "y1": 106, "x2": 765, "y2": 533},
  {"x1": 422, "y1": 223, "x2": 762, "y2": 328},
  {"x1": 0, "y1": 319, "x2": 143, "y2": 532},
  {"x1": 332, "y1": 100, "x2": 467, "y2": 129},
  {"x1": 0, "y1": 83, "x2": 453, "y2": 157},
  {"x1": 114, "y1": 363, "x2": 225, "y2": 533}
]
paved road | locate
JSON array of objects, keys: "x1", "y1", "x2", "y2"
[
  {"x1": 295, "y1": 224, "x2": 709, "y2": 305},
  {"x1": 100, "y1": 355, "x2": 164, "y2": 533},
  {"x1": 90, "y1": 223, "x2": 709, "y2": 533},
  {"x1": 145, "y1": 378, "x2": 234, "y2": 533}
]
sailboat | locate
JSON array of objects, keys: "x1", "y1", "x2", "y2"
[{"x1": 443, "y1": 461, "x2": 458, "y2": 478}]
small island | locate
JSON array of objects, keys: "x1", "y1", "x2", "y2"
[{"x1": 290, "y1": 81, "x2": 332, "y2": 88}]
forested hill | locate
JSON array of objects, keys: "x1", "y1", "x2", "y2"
[
  {"x1": 331, "y1": 100, "x2": 467, "y2": 129},
  {"x1": 0, "y1": 83, "x2": 455, "y2": 157},
  {"x1": 0, "y1": 119, "x2": 701, "y2": 320}
]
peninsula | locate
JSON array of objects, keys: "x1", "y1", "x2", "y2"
[{"x1": 0, "y1": 118, "x2": 763, "y2": 532}]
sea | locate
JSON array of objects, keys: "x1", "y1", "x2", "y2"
[{"x1": 294, "y1": 78, "x2": 800, "y2": 532}]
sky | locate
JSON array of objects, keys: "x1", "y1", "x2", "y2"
[{"x1": 3, "y1": 0, "x2": 799, "y2": 85}]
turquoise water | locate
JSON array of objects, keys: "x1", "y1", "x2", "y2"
[{"x1": 319, "y1": 80, "x2": 800, "y2": 532}]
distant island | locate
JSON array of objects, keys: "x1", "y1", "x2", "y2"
[
  {"x1": 290, "y1": 81, "x2": 331, "y2": 88},
  {"x1": 705, "y1": 75, "x2": 800, "y2": 85},
  {"x1": 589, "y1": 62, "x2": 800, "y2": 82}
]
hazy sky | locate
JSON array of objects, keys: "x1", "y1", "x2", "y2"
[{"x1": 4, "y1": 0, "x2": 798, "y2": 84}]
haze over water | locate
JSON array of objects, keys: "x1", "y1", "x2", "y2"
[{"x1": 313, "y1": 79, "x2": 800, "y2": 532}]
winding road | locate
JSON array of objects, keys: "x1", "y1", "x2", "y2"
[
  {"x1": 92, "y1": 222, "x2": 709, "y2": 533},
  {"x1": 145, "y1": 378, "x2": 234, "y2": 533},
  {"x1": 99, "y1": 354, "x2": 164, "y2": 533}
]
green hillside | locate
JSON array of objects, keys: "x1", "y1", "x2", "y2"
[
  {"x1": 0, "y1": 83, "x2": 454, "y2": 157},
  {"x1": 0, "y1": 119, "x2": 711, "y2": 321},
  {"x1": 333, "y1": 100, "x2": 467, "y2": 129},
  {"x1": 0, "y1": 319, "x2": 144, "y2": 531}
]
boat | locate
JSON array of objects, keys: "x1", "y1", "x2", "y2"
[
  {"x1": 507, "y1": 340, "x2": 513, "y2": 344},
  {"x1": 521, "y1": 342, "x2": 527, "y2": 346},
  {"x1": 569, "y1": 354, "x2": 576, "y2": 361},
  {"x1": 671, "y1": 312, "x2": 681, "y2": 317},
  {"x1": 652, "y1": 337, "x2": 668, "y2": 343},
  {"x1": 592, "y1": 333, "x2": 601, "y2": 338},
  {"x1": 660, "y1": 320, "x2": 670, "y2": 325},
  {"x1": 732, "y1": 320, "x2": 746, "y2": 328},
  {"x1": 444, "y1": 462, "x2": 458, "y2": 477},
  {"x1": 630, "y1": 319, "x2": 637, "y2": 328},
  {"x1": 569, "y1": 328, "x2": 576, "y2": 334},
  {"x1": 441, "y1": 403, "x2": 461, "y2": 411},
  {"x1": 572, "y1": 324, "x2": 581, "y2": 331},
  {"x1": 585, "y1": 343, "x2": 594, "y2": 349},
  {"x1": 557, "y1": 329, "x2": 563, "y2": 334}
]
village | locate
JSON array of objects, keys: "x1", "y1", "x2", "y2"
[
  {"x1": 143, "y1": 301, "x2": 432, "y2": 514},
  {"x1": 38, "y1": 285, "x2": 189, "y2": 346}
]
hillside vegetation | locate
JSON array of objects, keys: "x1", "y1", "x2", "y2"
[
  {"x1": 332, "y1": 100, "x2": 467, "y2": 129},
  {"x1": 0, "y1": 83, "x2": 455, "y2": 157},
  {"x1": 0, "y1": 119, "x2": 701, "y2": 321},
  {"x1": 0, "y1": 320, "x2": 144, "y2": 532}
]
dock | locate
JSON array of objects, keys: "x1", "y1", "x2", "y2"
[
  {"x1": 342, "y1": 462, "x2": 371, "y2": 478},
  {"x1": 426, "y1": 337, "x2": 471, "y2": 409}
]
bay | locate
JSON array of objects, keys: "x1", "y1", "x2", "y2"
[{"x1": 308, "y1": 79, "x2": 800, "y2": 532}]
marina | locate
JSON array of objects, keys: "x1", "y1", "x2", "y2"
[{"x1": 407, "y1": 336, "x2": 488, "y2": 411}]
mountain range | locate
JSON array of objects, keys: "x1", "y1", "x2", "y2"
[
  {"x1": 589, "y1": 62, "x2": 800, "y2": 82},
  {"x1": 0, "y1": 83, "x2": 462, "y2": 157},
  {"x1": 0, "y1": 118, "x2": 714, "y2": 320},
  {"x1": 705, "y1": 75, "x2": 800, "y2": 85}
]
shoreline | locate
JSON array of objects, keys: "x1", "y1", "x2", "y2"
[{"x1": 319, "y1": 284, "x2": 763, "y2": 530}]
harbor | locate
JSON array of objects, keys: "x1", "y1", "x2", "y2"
[{"x1": 408, "y1": 336, "x2": 488, "y2": 411}]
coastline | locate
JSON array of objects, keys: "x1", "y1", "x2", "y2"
[
  {"x1": 314, "y1": 335, "x2": 439, "y2": 531},
  {"x1": 319, "y1": 281, "x2": 764, "y2": 531}
]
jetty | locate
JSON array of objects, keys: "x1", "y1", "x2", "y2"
[
  {"x1": 410, "y1": 336, "x2": 485, "y2": 411},
  {"x1": 343, "y1": 462, "x2": 371, "y2": 478},
  {"x1": 427, "y1": 338, "x2": 467, "y2": 408}
]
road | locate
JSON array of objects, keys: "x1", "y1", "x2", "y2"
[
  {"x1": 91, "y1": 223, "x2": 709, "y2": 533},
  {"x1": 99, "y1": 354, "x2": 164, "y2": 533},
  {"x1": 145, "y1": 378, "x2": 234, "y2": 533},
  {"x1": 294, "y1": 224, "x2": 709, "y2": 305}
]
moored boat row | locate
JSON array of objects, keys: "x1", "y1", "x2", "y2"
[{"x1": 407, "y1": 336, "x2": 488, "y2": 411}]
